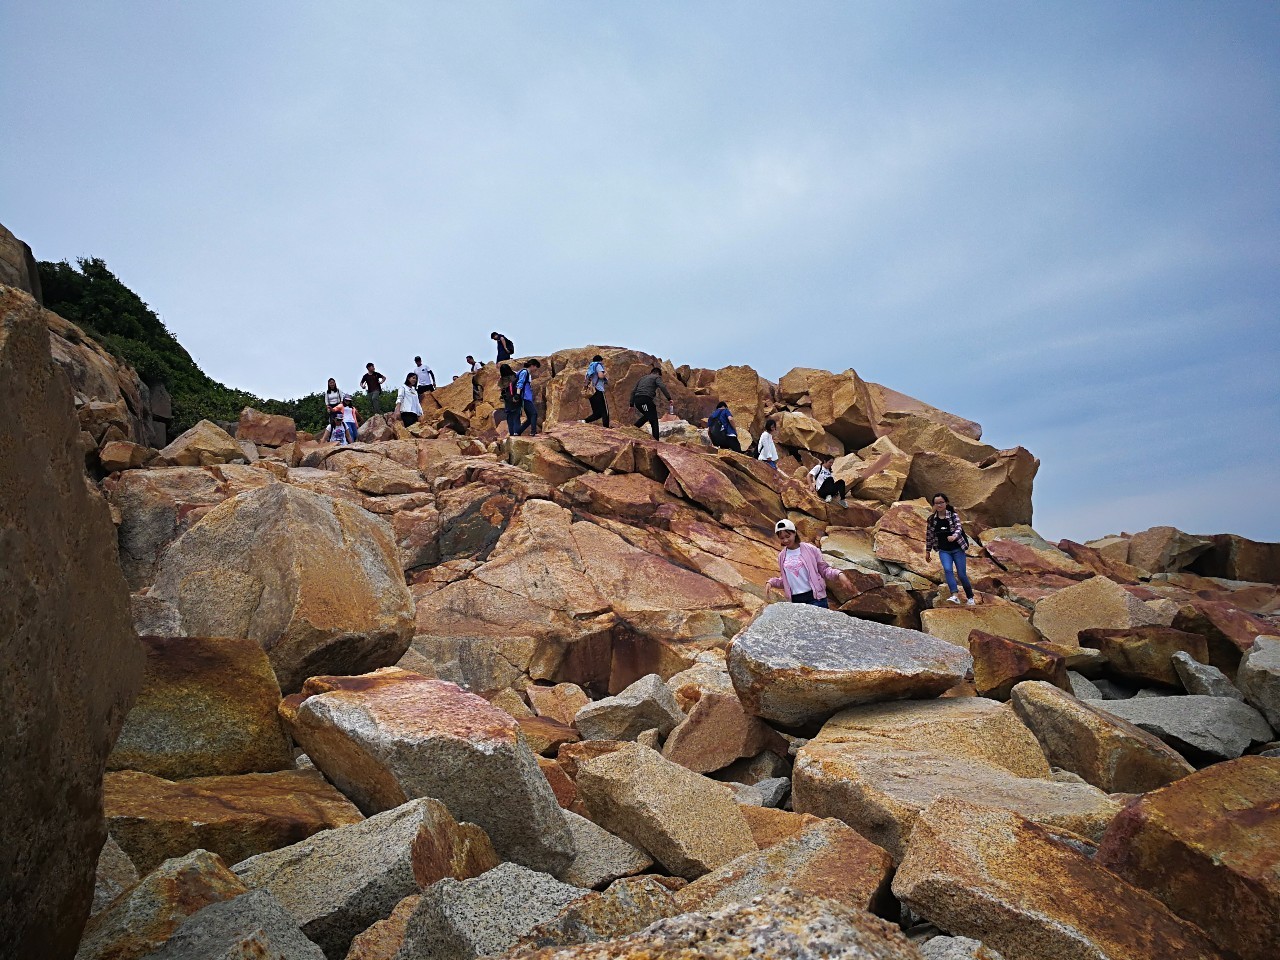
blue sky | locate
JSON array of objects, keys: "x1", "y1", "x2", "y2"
[{"x1": 3, "y1": 2, "x2": 1277, "y2": 543}]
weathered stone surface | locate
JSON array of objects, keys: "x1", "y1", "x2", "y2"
[
  {"x1": 1066, "y1": 671, "x2": 1102, "y2": 699},
  {"x1": 99, "y1": 439, "x2": 153, "y2": 471},
  {"x1": 919, "y1": 937, "x2": 1006, "y2": 960},
  {"x1": 969, "y1": 631, "x2": 1070, "y2": 700},
  {"x1": 1191, "y1": 532, "x2": 1280, "y2": 585},
  {"x1": 1237, "y1": 636, "x2": 1280, "y2": 729},
  {"x1": 1127, "y1": 525, "x2": 1213, "y2": 575},
  {"x1": 1009, "y1": 681, "x2": 1193, "y2": 793},
  {"x1": 1088, "y1": 695, "x2": 1274, "y2": 762},
  {"x1": 1031, "y1": 576, "x2": 1168, "y2": 648},
  {"x1": 90, "y1": 835, "x2": 139, "y2": 916},
  {"x1": 727, "y1": 603, "x2": 972, "y2": 726},
  {"x1": 108, "y1": 635, "x2": 291, "y2": 779},
  {"x1": 574, "y1": 743, "x2": 755, "y2": 880},
  {"x1": 104, "y1": 769, "x2": 363, "y2": 875},
  {"x1": 346, "y1": 894, "x2": 419, "y2": 960},
  {"x1": 237, "y1": 407, "x2": 298, "y2": 446},
  {"x1": 147, "y1": 483, "x2": 415, "y2": 692},
  {"x1": 560, "y1": 811, "x2": 654, "y2": 890},
  {"x1": 661, "y1": 692, "x2": 787, "y2": 774},
  {"x1": 157, "y1": 420, "x2": 244, "y2": 467},
  {"x1": 1096, "y1": 757, "x2": 1280, "y2": 960},
  {"x1": 147, "y1": 887, "x2": 325, "y2": 959},
  {"x1": 920, "y1": 603, "x2": 1041, "y2": 649},
  {"x1": 1078, "y1": 626, "x2": 1209, "y2": 687},
  {"x1": 283, "y1": 669, "x2": 575, "y2": 876},
  {"x1": 871, "y1": 500, "x2": 1002, "y2": 583},
  {"x1": 1171, "y1": 598, "x2": 1272, "y2": 676},
  {"x1": 1170, "y1": 650, "x2": 1245, "y2": 700},
  {"x1": 575, "y1": 674, "x2": 684, "y2": 742},
  {"x1": 511, "y1": 875, "x2": 679, "y2": 952},
  {"x1": 1, "y1": 286, "x2": 144, "y2": 960},
  {"x1": 904, "y1": 448, "x2": 1038, "y2": 528},
  {"x1": 773, "y1": 410, "x2": 845, "y2": 458},
  {"x1": 231, "y1": 798, "x2": 496, "y2": 959},
  {"x1": 528, "y1": 683, "x2": 592, "y2": 726},
  {"x1": 75, "y1": 849, "x2": 247, "y2": 960},
  {"x1": 981, "y1": 526, "x2": 1092, "y2": 581},
  {"x1": 893, "y1": 798, "x2": 1227, "y2": 960},
  {"x1": 674, "y1": 817, "x2": 891, "y2": 914},
  {"x1": 497, "y1": 888, "x2": 925, "y2": 959},
  {"x1": 394, "y1": 862, "x2": 585, "y2": 960}
]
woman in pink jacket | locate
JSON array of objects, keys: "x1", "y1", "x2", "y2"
[{"x1": 766, "y1": 518, "x2": 857, "y2": 608}]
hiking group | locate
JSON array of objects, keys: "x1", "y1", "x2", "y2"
[{"x1": 319, "y1": 337, "x2": 979, "y2": 606}]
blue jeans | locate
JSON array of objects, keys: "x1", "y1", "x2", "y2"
[
  {"x1": 939, "y1": 549, "x2": 973, "y2": 599},
  {"x1": 514, "y1": 398, "x2": 538, "y2": 436},
  {"x1": 789, "y1": 591, "x2": 829, "y2": 608}
]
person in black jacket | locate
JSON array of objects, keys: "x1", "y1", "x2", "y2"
[
  {"x1": 491, "y1": 331, "x2": 515, "y2": 362},
  {"x1": 924, "y1": 492, "x2": 977, "y2": 605},
  {"x1": 630, "y1": 366, "x2": 671, "y2": 440}
]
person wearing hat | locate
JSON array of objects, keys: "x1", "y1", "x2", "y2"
[
  {"x1": 583, "y1": 354, "x2": 610, "y2": 427},
  {"x1": 766, "y1": 518, "x2": 857, "y2": 607}
]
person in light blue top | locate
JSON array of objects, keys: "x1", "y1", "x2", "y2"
[
  {"x1": 583, "y1": 354, "x2": 610, "y2": 427},
  {"x1": 512, "y1": 358, "x2": 542, "y2": 436}
]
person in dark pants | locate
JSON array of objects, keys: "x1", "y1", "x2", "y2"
[
  {"x1": 393, "y1": 373, "x2": 422, "y2": 428},
  {"x1": 630, "y1": 366, "x2": 671, "y2": 440},
  {"x1": 809, "y1": 455, "x2": 848, "y2": 507},
  {"x1": 512, "y1": 358, "x2": 542, "y2": 436},
  {"x1": 498, "y1": 363, "x2": 521, "y2": 435},
  {"x1": 925, "y1": 492, "x2": 978, "y2": 605},
  {"x1": 766, "y1": 518, "x2": 857, "y2": 607},
  {"x1": 707, "y1": 401, "x2": 742, "y2": 452},
  {"x1": 583, "y1": 355, "x2": 610, "y2": 427},
  {"x1": 491, "y1": 332, "x2": 515, "y2": 363},
  {"x1": 360, "y1": 363, "x2": 386, "y2": 413}
]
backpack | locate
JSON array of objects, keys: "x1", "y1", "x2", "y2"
[
  {"x1": 501, "y1": 335, "x2": 515, "y2": 357},
  {"x1": 502, "y1": 376, "x2": 521, "y2": 410}
]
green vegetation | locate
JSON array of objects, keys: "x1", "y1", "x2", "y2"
[{"x1": 37, "y1": 258, "x2": 370, "y2": 434}]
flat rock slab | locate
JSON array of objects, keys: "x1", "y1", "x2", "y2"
[
  {"x1": 283, "y1": 668, "x2": 575, "y2": 876},
  {"x1": 146, "y1": 888, "x2": 325, "y2": 959},
  {"x1": 104, "y1": 769, "x2": 363, "y2": 874},
  {"x1": 1097, "y1": 756, "x2": 1280, "y2": 960},
  {"x1": 1086, "y1": 695, "x2": 1274, "y2": 762},
  {"x1": 727, "y1": 603, "x2": 972, "y2": 726},
  {"x1": 559, "y1": 811, "x2": 654, "y2": 890},
  {"x1": 893, "y1": 797, "x2": 1228, "y2": 960}
]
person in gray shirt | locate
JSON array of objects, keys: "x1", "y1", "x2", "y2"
[{"x1": 630, "y1": 366, "x2": 672, "y2": 440}]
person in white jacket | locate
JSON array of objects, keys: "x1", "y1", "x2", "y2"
[{"x1": 757, "y1": 418, "x2": 778, "y2": 469}]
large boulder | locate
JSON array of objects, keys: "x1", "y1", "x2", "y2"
[
  {"x1": 773, "y1": 410, "x2": 844, "y2": 458},
  {"x1": 1031, "y1": 576, "x2": 1168, "y2": 648},
  {"x1": 107, "y1": 635, "x2": 292, "y2": 779},
  {"x1": 904, "y1": 448, "x2": 1038, "y2": 528},
  {"x1": 1087, "y1": 695, "x2": 1274, "y2": 762},
  {"x1": 0, "y1": 286, "x2": 144, "y2": 960},
  {"x1": 661, "y1": 691, "x2": 789, "y2": 774},
  {"x1": 1078, "y1": 626, "x2": 1209, "y2": 687},
  {"x1": 1237, "y1": 636, "x2": 1280, "y2": 730},
  {"x1": 1096, "y1": 757, "x2": 1280, "y2": 960},
  {"x1": 919, "y1": 602, "x2": 1041, "y2": 649},
  {"x1": 1190, "y1": 533, "x2": 1280, "y2": 585},
  {"x1": 1126, "y1": 525, "x2": 1213, "y2": 574},
  {"x1": 893, "y1": 798, "x2": 1228, "y2": 960},
  {"x1": 558, "y1": 811, "x2": 654, "y2": 890},
  {"x1": 236, "y1": 407, "x2": 297, "y2": 446},
  {"x1": 156, "y1": 420, "x2": 244, "y2": 467},
  {"x1": 727, "y1": 603, "x2": 972, "y2": 726},
  {"x1": 145, "y1": 888, "x2": 324, "y2": 959},
  {"x1": 968, "y1": 632, "x2": 1071, "y2": 700},
  {"x1": 146, "y1": 483, "x2": 415, "y2": 692},
  {"x1": 281, "y1": 668, "x2": 576, "y2": 876},
  {"x1": 573, "y1": 674, "x2": 684, "y2": 742}
]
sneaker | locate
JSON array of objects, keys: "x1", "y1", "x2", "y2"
[
  {"x1": 946, "y1": 594, "x2": 961, "y2": 604},
  {"x1": 838, "y1": 498, "x2": 848, "y2": 507},
  {"x1": 966, "y1": 598, "x2": 977, "y2": 606},
  {"x1": 823, "y1": 495, "x2": 832, "y2": 503}
]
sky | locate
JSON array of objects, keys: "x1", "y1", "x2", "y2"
[{"x1": 3, "y1": 2, "x2": 1277, "y2": 543}]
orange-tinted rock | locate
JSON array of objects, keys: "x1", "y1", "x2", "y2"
[
  {"x1": 157, "y1": 420, "x2": 243, "y2": 467},
  {"x1": 837, "y1": 582, "x2": 921, "y2": 629},
  {"x1": 661, "y1": 692, "x2": 789, "y2": 774},
  {"x1": 236, "y1": 407, "x2": 297, "y2": 446},
  {"x1": 519, "y1": 715, "x2": 582, "y2": 756},
  {"x1": 904, "y1": 448, "x2": 1038, "y2": 528},
  {"x1": 983, "y1": 533, "x2": 1092, "y2": 581},
  {"x1": 560, "y1": 471, "x2": 678, "y2": 523},
  {"x1": 1057, "y1": 539, "x2": 1146, "y2": 583},
  {"x1": 527, "y1": 683, "x2": 592, "y2": 726},
  {"x1": 893, "y1": 797, "x2": 1228, "y2": 960},
  {"x1": 104, "y1": 768, "x2": 363, "y2": 874},
  {"x1": 773, "y1": 410, "x2": 845, "y2": 458},
  {"x1": 872, "y1": 500, "x2": 1002, "y2": 583},
  {"x1": 1078, "y1": 626, "x2": 1209, "y2": 687},
  {"x1": 1096, "y1": 756, "x2": 1280, "y2": 960},
  {"x1": 1190, "y1": 533, "x2": 1280, "y2": 586},
  {"x1": 345, "y1": 894, "x2": 419, "y2": 960},
  {"x1": 920, "y1": 601, "x2": 1041, "y2": 649},
  {"x1": 99, "y1": 439, "x2": 153, "y2": 471},
  {"x1": 738, "y1": 807, "x2": 823, "y2": 850},
  {"x1": 1032, "y1": 576, "x2": 1169, "y2": 648},
  {"x1": 969, "y1": 630, "x2": 1070, "y2": 700},
  {"x1": 1172, "y1": 598, "x2": 1273, "y2": 677},
  {"x1": 1127, "y1": 525, "x2": 1213, "y2": 575}
]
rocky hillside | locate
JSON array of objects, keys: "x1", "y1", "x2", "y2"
[{"x1": 5, "y1": 265, "x2": 1280, "y2": 960}]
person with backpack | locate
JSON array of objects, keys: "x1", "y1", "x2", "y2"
[
  {"x1": 393, "y1": 372, "x2": 423, "y2": 428},
  {"x1": 512, "y1": 358, "x2": 542, "y2": 436},
  {"x1": 498, "y1": 363, "x2": 521, "y2": 435},
  {"x1": 322, "y1": 408, "x2": 352, "y2": 445},
  {"x1": 707, "y1": 401, "x2": 742, "y2": 452},
  {"x1": 583, "y1": 354, "x2": 610, "y2": 427},
  {"x1": 809, "y1": 455, "x2": 848, "y2": 507},
  {"x1": 924, "y1": 492, "x2": 978, "y2": 606},
  {"x1": 360, "y1": 363, "x2": 386, "y2": 414},
  {"x1": 466, "y1": 355, "x2": 484, "y2": 401},
  {"x1": 766, "y1": 518, "x2": 857, "y2": 608},
  {"x1": 491, "y1": 331, "x2": 515, "y2": 363},
  {"x1": 341, "y1": 394, "x2": 359, "y2": 442},
  {"x1": 757, "y1": 418, "x2": 778, "y2": 469},
  {"x1": 630, "y1": 366, "x2": 672, "y2": 440}
]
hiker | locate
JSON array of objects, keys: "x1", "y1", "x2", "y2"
[
  {"x1": 583, "y1": 354, "x2": 610, "y2": 427},
  {"x1": 394, "y1": 372, "x2": 423, "y2": 427},
  {"x1": 322, "y1": 408, "x2": 351, "y2": 445},
  {"x1": 925, "y1": 492, "x2": 977, "y2": 605},
  {"x1": 360, "y1": 363, "x2": 386, "y2": 413},
  {"x1": 341, "y1": 394, "x2": 359, "y2": 442},
  {"x1": 707, "y1": 401, "x2": 741, "y2": 452},
  {"x1": 630, "y1": 366, "x2": 672, "y2": 440},
  {"x1": 491, "y1": 331, "x2": 515, "y2": 363},
  {"x1": 413, "y1": 356, "x2": 436, "y2": 398},
  {"x1": 498, "y1": 363, "x2": 521, "y2": 435},
  {"x1": 467, "y1": 355, "x2": 484, "y2": 401},
  {"x1": 757, "y1": 418, "x2": 778, "y2": 469},
  {"x1": 324, "y1": 378, "x2": 343, "y2": 418},
  {"x1": 809, "y1": 455, "x2": 848, "y2": 507},
  {"x1": 512, "y1": 358, "x2": 542, "y2": 436},
  {"x1": 767, "y1": 518, "x2": 857, "y2": 608}
]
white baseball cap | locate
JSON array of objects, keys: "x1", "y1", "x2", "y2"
[{"x1": 774, "y1": 518, "x2": 797, "y2": 534}]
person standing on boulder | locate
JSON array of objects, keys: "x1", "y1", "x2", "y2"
[
  {"x1": 630, "y1": 366, "x2": 672, "y2": 440},
  {"x1": 767, "y1": 518, "x2": 857, "y2": 608},
  {"x1": 809, "y1": 455, "x2": 848, "y2": 507},
  {"x1": 341, "y1": 394, "x2": 359, "y2": 442},
  {"x1": 413, "y1": 356, "x2": 436, "y2": 398},
  {"x1": 324, "y1": 377, "x2": 343, "y2": 420},
  {"x1": 707, "y1": 401, "x2": 742, "y2": 452},
  {"x1": 512, "y1": 358, "x2": 542, "y2": 436},
  {"x1": 492, "y1": 331, "x2": 515, "y2": 363},
  {"x1": 925, "y1": 492, "x2": 977, "y2": 605},
  {"x1": 757, "y1": 418, "x2": 778, "y2": 469},
  {"x1": 466, "y1": 355, "x2": 484, "y2": 401},
  {"x1": 394, "y1": 372, "x2": 423, "y2": 428},
  {"x1": 498, "y1": 363, "x2": 521, "y2": 435},
  {"x1": 360, "y1": 363, "x2": 386, "y2": 414},
  {"x1": 583, "y1": 355, "x2": 610, "y2": 427}
]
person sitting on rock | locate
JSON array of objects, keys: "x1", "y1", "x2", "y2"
[
  {"x1": 925, "y1": 492, "x2": 977, "y2": 605},
  {"x1": 809, "y1": 455, "x2": 847, "y2": 507},
  {"x1": 583, "y1": 355, "x2": 610, "y2": 427},
  {"x1": 707, "y1": 401, "x2": 741, "y2": 452},
  {"x1": 767, "y1": 518, "x2": 857, "y2": 608},
  {"x1": 393, "y1": 372, "x2": 423, "y2": 428},
  {"x1": 757, "y1": 418, "x2": 778, "y2": 469},
  {"x1": 630, "y1": 366, "x2": 672, "y2": 440},
  {"x1": 322, "y1": 408, "x2": 351, "y2": 445}
]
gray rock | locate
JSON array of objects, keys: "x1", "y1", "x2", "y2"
[
  {"x1": 559, "y1": 811, "x2": 654, "y2": 890},
  {"x1": 727, "y1": 603, "x2": 972, "y2": 726},
  {"x1": 729, "y1": 777, "x2": 791, "y2": 808},
  {"x1": 148, "y1": 888, "x2": 325, "y2": 959},
  {"x1": 1238, "y1": 636, "x2": 1280, "y2": 730},
  {"x1": 1067, "y1": 672, "x2": 1102, "y2": 700},
  {"x1": 510, "y1": 876, "x2": 679, "y2": 950},
  {"x1": 574, "y1": 675, "x2": 684, "y2": 742},
  {"x1": 1171, "y1": 652, "x2": 1245, "y2": 701},
  {"x1": 1092, "y1": 678, "x2": 1138, "y2": 700},
  {"x1": 714, "y1": 749, "x2": 792, "y2": 786},
  {"x1": 393, "y1": 862, "x2": 584, "y2": 960},
  {"x1": 922, "y1": 935, "x2": 1007, "y2": 959},
  {"x1": 90, "y1": 835, "x2": 138, "y2": 916},
  {"x1": 1133, "y1": 687, "x2": 1176, "y2": 699},
  {"x1": 1087, "y1": 695, "x2": 1275, "y2": 761}
]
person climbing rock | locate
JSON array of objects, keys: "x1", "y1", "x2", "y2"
[
  {"x1": 498, "y1": 363, "x2": 521, "y2": 436},
  {"x1": 413, "y1": 356, "x2": 436, "y2": 398},
  {"x1": 925, "y1": 492, "x2": 978, "y2": 605},
  {"x1": 766, "y1": 518, "x2": 857, "y2": 608},
  {"x1": 491, "y1": 331, "x2": 515, "y2": 362},
  {"x1": 707, "y1": 401, "x2": 741, "y2": 452},
  {"x1": 512, "y1": 358, "x2": 542, "y2": 436},
  {"x1": 757, "y1": 418, "x2": 778, "y2": 469},
  {"x1": 809, "y1": 455, "x2": 847, "y2": 507},
  {"x1": 394, "y1": 372, "x2": 423, "y2": 428},
  {"x1": 583, "y1": 354, "x2": 610, "y2": 427},
  {"x1": 630, "y1": 366, "x2": 672, "y2": 440},
  {"x1": 466, "y1": 355, "x2": 484, "y2": 401},
  {"x1": 360, "y1": 363, "x2": 386, "y2": 414}
]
